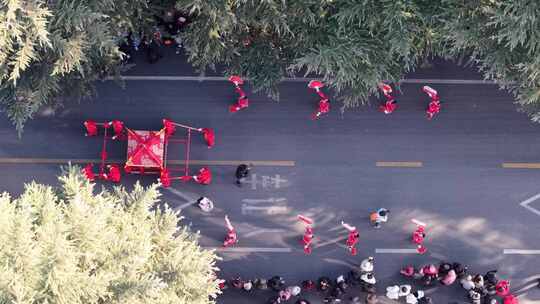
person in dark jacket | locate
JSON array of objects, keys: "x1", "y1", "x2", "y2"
[
  {"x1": 146, "y1": 39, "x2": 163, "y2": 64},
  {"x1": 235, "y1": 163, "x2": 251, "y2": 186}
]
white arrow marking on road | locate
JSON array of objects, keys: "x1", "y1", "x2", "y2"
[
  {"x1": 503, "y1": 249, "x2": 540, "y2": 255},
  {"x1": 244, "y1": 229, "x2": 287, "y2": 237},
  {"x1": 375, "y1": 248, "x2": 418, "y2": 254},
  {"x1": 241, "y1": 204, "x2": 290, "y2": 215},
  {"x1": 242, "y1": 198, "x2": 287, "y2": 204},
  {"x1": 204, "y1": 247, "x2": 292, "y2": 253},
  {"x1": 166, "y1": 188, "x2": 200, "y2": 211},
  {"x1": 519, "y1": 193, "x2": 540, "y2": 216}
]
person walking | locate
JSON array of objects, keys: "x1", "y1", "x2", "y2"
[
  {"x1": 298, "y1": 215, "x2": 314, "y2": 254},
  {"x1": 370, "y1": 208, "x2": 389, "y2": 228},
  {"x1": 235, "y1": 163, "x2": 251, "y2": 186},
  {"x1": 223, "y1": 215, "x2": 238, "y2": 247},
  {"x1": 342, "y1": 221, "x2": 360, "y2": 255}
]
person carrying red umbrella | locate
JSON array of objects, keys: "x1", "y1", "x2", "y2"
[
  {"x1": 423, "y1": 86, "x2": 441, "y2": 120},
  {"x1": 229, "y1": 75, "x2": 249, "y2": 113},
  {"x1": 223, "y1": 215, "x2": 238, "y2": 247},
  {"x1": 84, "y1": 120, "x2": 98, "y2": 137},
  {"x1": 379, "y1": 83, "x2": 397, "y2": 114},
  {"x1": 341, "y1": 221, "x2": 360, "y2": 255},
  {"x1": 412, "y1": 219, "x2": 427, "y2": 254},
  {"x1": 308, "y1": 80, "x2": 330, "y2": 120},
  {"x1": 193, "y1": 167, "x2": 212, "y2": 185},
  {"x1": 298, "y1": 214, "x2": 314, "y2": 254}
]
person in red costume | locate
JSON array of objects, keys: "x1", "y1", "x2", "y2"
[
  {"x1": 228, "y1": 75, "x2": 249, "y2": 113},
  {"x1": 223, "y1": 215, "x2": 238, "y2": 247},
  {"x1": 298, "y1": 214, "x2": 314, "y2": 254},
  {"x1": 496, "y1": 280, "x2": 510, "y2": 297},
  {"x1": 202, "y1": 128, "x2": 215, "y2": 148},
  {"x1": 423, "y1": 86, "x2": 441, "y2": 120},
  {"x1": 110, "y1": 120, "x2": 124, "y2": 139},
  {"x1": 84, "y1": 120, "x2": 98, "y2": 136},
  {"x1": 378, "y1": 83, "x2": 398, "y2": 114},
  {"x1": 163, "y1": 119, "x2": 176, "y2": 137},
  {"x1": 105, "y1": 164, "x2": 121, "y2": 183},
  {"x1": 308, "y1": 80, "x2": 330, "y2": 120},
  {"x1": 412, "y1": 219, "x2": 427, "y2": 254},
  {"x1": 341, "y1": 221, "x2": 360, "y2": 255},
  {"x1": 83, "y1": 164, "x2": 95, "y2": 181},
  {"x1": 159, "y1": 169, "x2": 171, "y2": 187},
  {"x1": 193, "y1": 167, "x2": 212, "y2": 185}
]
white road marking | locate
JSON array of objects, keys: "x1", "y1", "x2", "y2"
[
  {"x1": 166, "y1": 187, "x2": 198, "y2": 202},
  {"x1": 113, "y1": 75, "x2": 500, "y2": 85},
  {"x1": 204, "y1": 247, "x2": 292, "y2": 253},
  {"x1": 375, "y1": 248, "x2": 418, "y2": 253},
  {"x1": 244, "y1": 229, "x2": 287, "y2": 237},
  {"x1": 175, "y1": 201, "x2": 195, "y2": 211},
  {"x1": 241, "y1": 204, "x2": 290, "y2": 215},
  {"x1": 503, "y1": 249, "x2": 540, "y2": 255},
  {"x1": 242, "y1": 198, "x2": 287, "y2": 204},
  {"x1": 519, "y1": 193, "x2": 540, "y2": 217}
]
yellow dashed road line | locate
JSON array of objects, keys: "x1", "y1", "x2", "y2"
[{"x1": 376, "y1": 161, "x2": 423, "y2": 168}]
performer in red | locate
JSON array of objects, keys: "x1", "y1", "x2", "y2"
[
  {"x1": 163, "y1": 119, "x2": 176, "y2": 137},
  {"x1": 83, "y1": 164, "x2": 95, "y2": 181},
  {"x1": 496, "y1": 280, "x2": 510, "y2": 297},
  {"x1": 423, "y1": 86, "x2": 441, "y2": 120},
  {"x1": 341, "y1": 221, "x2": 360, "y2": 255},
  {"x1": 308, "y1": 80, "x2": 330, "y2": 120},
  {"x1": 411, "y1": 219, "x2": 427, "y2": 254},
  {"x1": 110, "y1": 120, "x2": 124, "y2": 139},
  {"x1": 159, "y1": 169, "x2": 171, "y2": 187},
  {"x1": 223, "y1": 215, "x2": 238, "y2": 247},
  {"x1": 202, "y1": 128, "x2": 215, "y2": 148},
  {"x1": 229, "y1": 75, "x2": 249, "y2": 113},
  {"x1": 106, "y1": 164, "x2": 121, "y2": 183},
  {"x1": 84, "y1": 120, "x2": 98, "y2": 137},
  {"x1": 298, "y1": 214, "x2": 314, "y2": 254},
  {"x1": 378, "y1": 83, "x2": 398, "y2": 114},
  {"x1": 193, "y1": 167, "x2": 212, "y2": 185}
]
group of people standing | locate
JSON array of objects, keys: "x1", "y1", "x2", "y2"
[
  {"x1": 399, "y1": 262, "x2": 525, "y2": 304},
  {"x1": 222, "y1": 257, "x2": 378, "y2": 304}
]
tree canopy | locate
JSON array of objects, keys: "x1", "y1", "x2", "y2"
[
  {"x1": 177, "y1": 0, "x2": 540, "y2": 115},
  {"x1": 0, "y1": 166, "x2": 221, "y2": 304}
]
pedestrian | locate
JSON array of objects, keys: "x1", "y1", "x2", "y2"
[
  {"x1": 366, "y1": 293, "x2": 378, "y2": 304},
  {"x1": 370, "y1": 208, "x2": 389, "y2": 228},
  {"x1": 473, "y1": 274, "x2": 485, "y2": 289},
  {"x1": 223, "y1": 215, "x2": 237, "y2": 247},
  {"x1": 298, "y1": 214, "x2": 314, "y2": 254},
  {"x1": 496, "y1": 280, "x2": 510, "y2": 297},
  {"x1": 342, "y1": 221, "x2": 360, "y2": 255},
  {"x1": 422, "y1": 86, "x2": 441, "y2": 120},
  {"x1": 386, "y1": 285, "x2": 400, "y2": 300},
  {"x1": 193, "y1": 167, "x2": 212, "y2": 185},
  {"x1": 360, "y1": 256, "x2": 375, "y2": 273},
  {"x1": 318, "y1": 276, "x2": 332, "y2": 292},
  {"x1": 411, "y1": 219, "x2": 427, "y2": 254},
  {"x1": 503, "y1": 294, "x2": 519, "y2": 304},
  {"x1": 269, "y1": 276, "x2": 285, "y2": 291},
  {"x1": 254, "y1": 278, "x2": 268, "y2": 290},
  {"x1": 406, "y1": 290, "x2": 425, "y2": 304},
  {"x1": 235, "y1": 163, "x2": 251, "y2": 186},
  {"x1": 302, "y1": 280, "x2": 315, "y2": 291},
  {"x1": 461, "y1": 275, "x2": 475, "y2": 291},
  {"x1": 287, "y1": 285, "x2": 302, "y2": 297},
  {"x1": 361, "y1": 273, "x2": 376, "y2": 289},
  {"x1": 83, "y1": 164, "x2": 96, "y2": 181},
  {"x1": 441, "y1": 269, "x2": 457, "y2": 286},
  {"x1": 398, "y1": 285, "x2": 412, "y2": 298},
  {"x1": 242, "y1": 280, "x2": 253, "y2": 292},
  {"x1": 453, "y1": 262, "x2": 468, "y2": 278},
  {"x1": 279, "y1": 289, "x2": 292, "y2": 301},
  {"x1": 146, "y1": 38, "x2": 163, "y2": 64},
  {"x1": 197, "y1": 196, "x2": 214, "y2": 212},
  {"x1": 229, "y1": 76, "x2": 249, "y2": 113},
  {"x1": 312, "y1": 98, "x2": 330, "y2": 120},
  {"x1": 84, "y1": 120, "x2": 98, "y2": 137}
]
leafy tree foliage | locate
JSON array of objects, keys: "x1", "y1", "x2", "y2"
[
  {"x1": 0, "y1": 166, "x2": 221, "y2": 304},
  {"x1": 0, "y1": 0, "x2": 173, "y2": 134},
  {"x1": 177, "y1": 0, "x2": 540, "y2": 117},
  {"x1": 440, "y1": 0, "x2": 540, "y2": 120}
]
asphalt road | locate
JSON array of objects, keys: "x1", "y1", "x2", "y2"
[{"x1": 0, "y1": 52, "x2": 539, "y2": 304}]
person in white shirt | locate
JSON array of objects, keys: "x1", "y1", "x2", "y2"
[{"x1": 360, "y1": 257, "x2": 374, "y2": 273}]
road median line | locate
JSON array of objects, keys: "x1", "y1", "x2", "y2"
[
  {"x1": 502, "y1": 163, "x2": 540, "y2": 169},
  {"x1": 0, "y1": 158, "x2": 295, "y2": 166},
  {"x1": 376, "y1": 161, "x2": 423, "y2": 168}
]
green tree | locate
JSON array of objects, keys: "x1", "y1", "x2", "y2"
[
  {"x1": 176, "y1": 0, "x2": 443, "y2": 104},
  {"x1": 0, "y1": 166, "x2": 221, "y2": 304},
  {"x1": 440, "y1": 0, "x2": 540, "y2": 120},
  {"x1": 0, "y1": 0, "x2": 173, "y2": 135}
]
